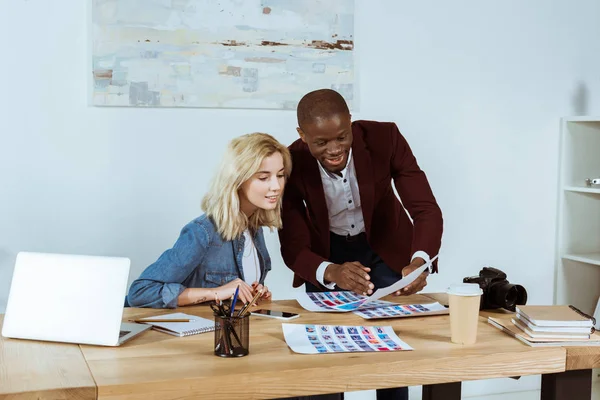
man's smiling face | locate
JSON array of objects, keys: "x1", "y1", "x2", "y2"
[{"x1": 297, "y1": 113, "x2": 353, "y2": 174}]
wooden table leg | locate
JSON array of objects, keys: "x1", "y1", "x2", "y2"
[
  {"x1": 422, "y1": 382, "x2": 461, "y2": 400},
  {"x1": 541, "y1": 369, "x2": 592, "y2": 400}
]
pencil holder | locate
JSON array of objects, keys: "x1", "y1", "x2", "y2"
[{"x1": 213, "y1": 313, "x2": 249, "y2": 357}]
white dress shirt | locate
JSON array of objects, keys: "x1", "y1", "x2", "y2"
[
  {"x1": 318, "y1": 150, "x2": 365, "y2": 237},
  {"x1": 314, "y1": 151, "x2": 430, "y2": 288},
  {"x1": 242, "y1": 230, "x2": 260, "y2": 284}
]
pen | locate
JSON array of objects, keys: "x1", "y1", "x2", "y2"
[
  {"x1": 228, "y1": 323, "x2": 243, "y2": 347},
  {"x1": 214, "y1": 297, "x2": 228, "y2": 316},
  {"x1": 221, "y1": 299, "x2": 230, "y2": 316},
  {"x1": 230, "y1": 285, "x2": 240, "y2": 317},
  {"x1": 223, "y1": 324, "x2": 234, "y2": 355},
  {"x1": 236, "y1": 301, "x2": 250, "y2": 317}
]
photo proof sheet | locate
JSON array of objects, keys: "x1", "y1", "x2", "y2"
[
  {"x1": 353, "y1": 302, "x2": 448, "y2": 319},
  {"x1": 296, "y1": 290, "x2": 397, "y2": 312},
  {"x1": 282, "y1": 323, "x2": 413, "y2": 354},
  {"x1": 296, "y1": 257, "x2": 436, "y2": 312}
]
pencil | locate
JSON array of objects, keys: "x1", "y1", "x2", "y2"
[
  {"x1": 238, "y1": 289, "x2": 264, "y2": 317},
  {"x1": 132, "y1": 319, "x2": 193, "y2": 323}
]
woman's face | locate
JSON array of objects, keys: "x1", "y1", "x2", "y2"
[{"x1": 239, "y1": 152, "x2": 285, "y2": 216}]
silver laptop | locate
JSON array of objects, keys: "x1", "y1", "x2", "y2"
[{"x1": 2, "y1": 252, "x2": 150, "y2": 346}]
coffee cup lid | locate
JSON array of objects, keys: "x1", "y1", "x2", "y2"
[{"x1": 447, "y1": 283, "x2": 482, "y2": 296}]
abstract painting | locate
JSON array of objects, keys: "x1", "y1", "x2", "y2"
[{"x1": 92, "y1": 0, "x2": 355, "y2": 109}]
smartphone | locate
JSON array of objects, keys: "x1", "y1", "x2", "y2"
[{"x1": 251, "y1": 309, "x2": 300, "y2": 320}]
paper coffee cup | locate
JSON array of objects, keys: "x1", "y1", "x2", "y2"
[{"x1": 447, "y1": 283, "x2": 482, "y2": 345}]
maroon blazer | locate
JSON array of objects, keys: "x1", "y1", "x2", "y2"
[{"x1": 279, "y1": 120, "x2": 443, "y2": 288}]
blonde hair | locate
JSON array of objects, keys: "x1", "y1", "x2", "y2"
[{"x1": 202, "y1": 133, "x2": 292, "y2": 241}]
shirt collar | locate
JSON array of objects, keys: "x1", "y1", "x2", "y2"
[{"x1": 317, "y1": 149, "x2": 353, "y2": 180}]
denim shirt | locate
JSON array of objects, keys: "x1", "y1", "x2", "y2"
[{"x1": 127, "y1": 214, "x2": 272, "y2": 308}]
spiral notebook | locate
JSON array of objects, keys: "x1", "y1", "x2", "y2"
[{"x1": 138, "y1": 312, "x2": 215, "y2": 337}]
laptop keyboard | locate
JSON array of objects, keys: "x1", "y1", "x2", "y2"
[{"x1": 119, "y1": 330, "x2": 131, "y2": 338}]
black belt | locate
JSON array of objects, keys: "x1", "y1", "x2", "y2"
[{"x1": 330, "y1": 231, "x2": 366, "y2": 242}]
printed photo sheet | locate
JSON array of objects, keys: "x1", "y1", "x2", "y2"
[
  {"x1": 295, "y1": 257, "x2": 436, "y2": 312},
  {"x1": 282, "y1": 323, "x2": 413, "y2": 354},
  {"x1": 361, "y1": 259, "x2": 435, "y2": 306},
  {"x1": 296, "y1": 291, "x2": 397, "y2": 312},
  {"x1": 354, "y1": 302, "x2": 448, "y2": 319}
]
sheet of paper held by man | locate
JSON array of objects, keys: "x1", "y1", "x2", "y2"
[
  {"x1": 296, "y1": 255, "x2": 438, "y2": 312},
  {"x1": 360, "y1": 255, "x2": 438, "y2": 306}
]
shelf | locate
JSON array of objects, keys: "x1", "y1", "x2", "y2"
[
  {"x1": 562, "y1": 253, "x2": 600, "y2": 266},
  {"x1": 563, "y1": 117, "x2": 600, "y2": 123},
  {"x1": 564, "y1": 186, "x2": 600, "y2": 194}
]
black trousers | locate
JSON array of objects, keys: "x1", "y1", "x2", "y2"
[{"x1": 300, "y1": 232, "x2": 409, "y2": 400}]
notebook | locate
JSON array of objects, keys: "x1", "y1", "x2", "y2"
[
  {"x1": 138, "y1": 312, "x2": 215, "y2": 337},
  {"x1": 511, "y1": 318, "x2": 590, "y2": 340},
  {"x1": 516, "y1": 305, "x2": 595, "y2": 328},
  {"x1": 488, "y1": 317, "x2": 600, "y2": 347},
  {"x1": 515, "y1": 313, "x2": 593, "y2": 334}
]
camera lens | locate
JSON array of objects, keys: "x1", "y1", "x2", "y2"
[
  {"x1": 489, "y1": 282, "x2": 518, "y2": 310},
  {"x1": 515, "y1": 284, "x2": 527, "y2": 306},
  {"x1": 463, "y1": 268, "x2": 528, "y2": 311}
]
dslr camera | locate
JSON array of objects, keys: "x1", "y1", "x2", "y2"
[{"x1": 463, "y1": 267, "x2": 527, "y2": 311}]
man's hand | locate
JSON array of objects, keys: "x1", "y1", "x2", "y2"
[
  {"x1": 324, "y1": 261, "x2": 374, "y2": 295},
  {"x1": 395, "y1": 258, "x2": 429, "y2": 296}
]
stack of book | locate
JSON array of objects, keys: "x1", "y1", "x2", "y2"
[{"x1": 488, "y1": 305, "x2": 600, "y2": 347}]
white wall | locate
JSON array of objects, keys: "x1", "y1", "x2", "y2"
[{"x1": 2, "y1": 0, "x2": 600, "y2": 398}]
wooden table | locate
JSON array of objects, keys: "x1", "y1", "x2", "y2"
[
  {"x1": 0, "y1": 315, "x2": 96, "y2": 400},
  {"x1": 1, "y1": 294, "x2": 599, "y2": 400},
  {"x1": 425, "y1": 293, "x2": 600, "y2": 400}
]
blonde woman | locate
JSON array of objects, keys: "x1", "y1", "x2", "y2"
[{"x1": 127, "y1": 133, "x2": 292, "y2": 308}]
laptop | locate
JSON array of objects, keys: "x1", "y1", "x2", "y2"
[{"x1": 2, "y1": 252, "x2": 150, "y2": 346}]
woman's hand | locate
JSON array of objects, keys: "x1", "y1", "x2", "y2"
[
  {"x1": 252, "y1": 282, "x2": 272, "y2": 303},
  {"x1": 214, "y1": 279, "x2": 254, "y2": 304},
  {"x1": 177, "y1": 279, "x2": 254, "y2": 307}
]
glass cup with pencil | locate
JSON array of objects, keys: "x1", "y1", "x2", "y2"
[{"x1": 212, "y1": 285, "x2": 264, "y2": 357}]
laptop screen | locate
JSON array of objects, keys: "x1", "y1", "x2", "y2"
[{"x1": 2, "y1": 252, "x2": 130, "y2": 346}]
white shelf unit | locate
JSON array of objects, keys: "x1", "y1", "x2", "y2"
[
  {"x1": 564, "y1": 186, "x2": 600, "y2": 195},
  {"x1": 562, "y1": 252, "x2": 600, "y2": 267},
  {"x1": 555, "y1": 118, "x2": 600, "y2": 314}
]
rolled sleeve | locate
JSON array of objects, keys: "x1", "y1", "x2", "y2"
[{"x1": 161, "y1": 283, "x2": 187, "y2": 309}]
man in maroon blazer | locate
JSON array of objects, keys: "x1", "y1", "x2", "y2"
[{"x1": 279, "y1": 89, "x2": 443, "y2": 399}]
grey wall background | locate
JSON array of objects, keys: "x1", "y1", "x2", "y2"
[{"x1": 2, "y1": 1, "x2": 600, "y2": 398}]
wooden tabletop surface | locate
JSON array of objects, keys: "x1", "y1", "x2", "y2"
[
  {"x1": 424, "y1": 292, "x2": 600, "y2": 371},
  {"x1": 1, "y1": 293, "x2": 598, "y2": 400},
  {"x1": 81, "y1": 294, "x2": 565, "y2": 399},
  {"x1": 0, "y1": 315, "x2": 96, "y2": 400}
]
